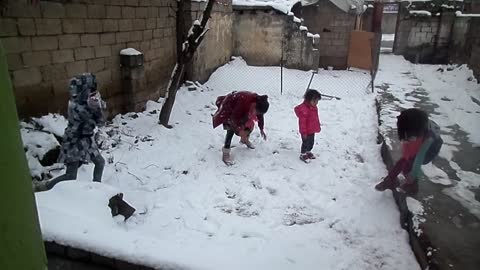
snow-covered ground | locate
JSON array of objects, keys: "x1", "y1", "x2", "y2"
[
  {"x1": 29, "y1": 58, "x2": 419, "y2": 270},
  {"x1": 376, "y1": 54, "x2": 480, "y2": 220}
]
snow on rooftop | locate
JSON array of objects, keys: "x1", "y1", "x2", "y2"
[
  {"x1": 441, "y1": 4, "x2": 455, "y2": 9},
  {"x1": 231, "y1": 1, "x2": 367, "y2": 15},
  {"x1": 233, "y1": 0, "x2": 301, "y2": 14},
  {"x1": 456, "y1": 11, "x2": 480, "y2": 17},
  {"x1": 409, "y1": 10, "x2": 432, "y2": 16},
  {"x1": 120, "y1": 48, "x2": 142, "y2": 56}
]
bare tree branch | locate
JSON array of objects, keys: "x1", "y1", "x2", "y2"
[{"x1": 158, "y1": 0, "x2": 216, "y2": 127}]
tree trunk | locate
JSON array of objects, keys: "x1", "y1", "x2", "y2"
[
  {"x1": 158, "y1": 0, "x2": 216, "y2": 127},
  {"x1": 158, "y1": 64, "x2": 185, "y2": 127}
]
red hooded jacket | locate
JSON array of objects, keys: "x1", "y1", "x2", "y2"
[
  {"x1": 212, "y1": 91, "x2": 264, "y2": 133},
  {"x1": 294, "y1": 101, "x2": 321, "y2": 135}
]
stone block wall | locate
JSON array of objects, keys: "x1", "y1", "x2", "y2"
[
  {"x1": 185, "y1": 0, "x2": 233, "y2": 83},
  {"x1": 434, "y1": 11, "x2": 456, "y2": 62},
  {"x1": 232, "y1": 6, "x2": 319, "y2": 71},
  {"x1": 302, "y1": 0, "x2": 356, "y2": 69},
  {"x1": 394, "y1": 1, "x2": 480, "y2": 81},
  {"x1": 233, "y1": 7, "x2": 284, "y2": 66},
  {"x1": 407, "y1": 20, "x2": 438, "y2": 47},
  {"x1": 393, "y1": 2, "x2": 460, "y2": 64},
  {"x1": 467, "y1": 18, "x2": 480, "y2": 80},
  {"x1": 465, "y1": 0, "x2": 480, "y2": 13},
  {"x1": 451, "y1": 17, "x2": 480, "y2": 80},
  {"x1": 450, "y1": 16, "x2": 471, "y2": 63},
  {"x1": 283, "y1": 18, "x2": 320, "y2": 71},
  {"x1": 0, "y1": 0, "x2": 177, "y2": 118}
]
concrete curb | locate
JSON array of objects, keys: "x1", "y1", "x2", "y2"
[{"x1": 45, "y1": 241, "x2": 155, "y2": 270}]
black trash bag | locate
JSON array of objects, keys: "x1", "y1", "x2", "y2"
[{"x1": 108, "y1": 193, "x2": 136, "y2": 221}]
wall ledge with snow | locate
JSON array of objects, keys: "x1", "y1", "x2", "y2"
[{"x1": 45, "y1": 241, "x2": 155, "y2": 270}]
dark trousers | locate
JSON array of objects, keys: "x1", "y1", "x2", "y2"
[
  {"x1": 224, "y1": 130, "x2": 235, "y2": 149},
  {"x1": 46, "y1": 155, "x2": 105, "y2": 189},
  {"x1": 301, "y1": 134, "x2": 315, "y2": 153},
  {"x1": 224, "y1": 128, "x2": 252, "y2": 149},
  {"x1": 387, "y1": 158, "x2": 414, "y2": 180}
]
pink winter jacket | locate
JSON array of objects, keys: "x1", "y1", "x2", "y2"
[{"x1": 294, "y1": 101, "x2": 321, "y2": 135}]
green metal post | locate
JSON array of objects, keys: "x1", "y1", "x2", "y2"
[{"x1": 0, "y1": 43, "x2": 48, "y2": 269}]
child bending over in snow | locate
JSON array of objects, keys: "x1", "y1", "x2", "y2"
[
  {"x1": 294, "y1": 89, "x2": 322, "y2": 162},
  {"x1": 375, "y1": 108, "x2": 443, "y2": 194},
  {"x1": 34, "y1": 73, "x2": 106, "y2": 191},
  {"x1": 212, "y1": 91, "x2": 269, "y2": 165}
]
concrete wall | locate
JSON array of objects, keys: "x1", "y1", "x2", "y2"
[
  {"x1": 382, "y1": 13, "x2": 397, "y2": 34},
  {"x1": 284, "y1": 21, "x2": 320, "y2": 71},
  {"x1": 405, "y1": 16, "x2": 440, "y2": 62},
  {"x1": 186, "y1": 0, "x2": 233, "y2": 83},
  {"x1": 467, "y1": 18, "x2": 480, "y2": 80},
  {"x1": 393, "y1": 2, "x2": 456, "y2": 64},
  {"x1": 450, "y1": 17, "x2": 472, "y2": 63},
  {"x1": 232, "y1": 6, "x2": 319, "y2": 71},
  {"x1": 450, "y1": 17, "x2": 480, "y2": 81},
  {"x1": 465, "y1": 0, "x2": 480, "y2": 13},
  {"x1": 233, "y1": 7, "x2": 284, "y2": 66},
  {"x1": 0, "y1": 0, "x2": 177, "y2": 118},
  {"x1": 394, "y1": 1, "x2": 480, "y2": 81},
  {"x1": 302, "y1": 0, "x2": 356, "y2": 69},
  {"x1": 434, "y1": 11, "x2": 456, "y2": 63}
]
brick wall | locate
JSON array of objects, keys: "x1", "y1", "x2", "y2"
[
  {"x1": 302, "y1": 0, "x2": 356, "y2": 69},
  {"x1": 186, "y1": 0, "x2": 233, "y2": 83},
  {"x1": 0, "y1": 0, "x2": 177, "y2": 118}
]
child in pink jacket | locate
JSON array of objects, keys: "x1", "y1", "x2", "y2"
[{"x1": 294, "y1": 89, "x2": 322, "y2": 162}]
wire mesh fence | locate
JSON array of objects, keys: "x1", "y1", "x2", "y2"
[
  {"x1": 282, "y1": 67, "x2": 373, "y2": 99},
  {"x1": 203, "y1": 29, "x2": 381, "y2": 100},
  {"x1": 213, "y1": 58, "x2": 374, "y2": 100}
]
